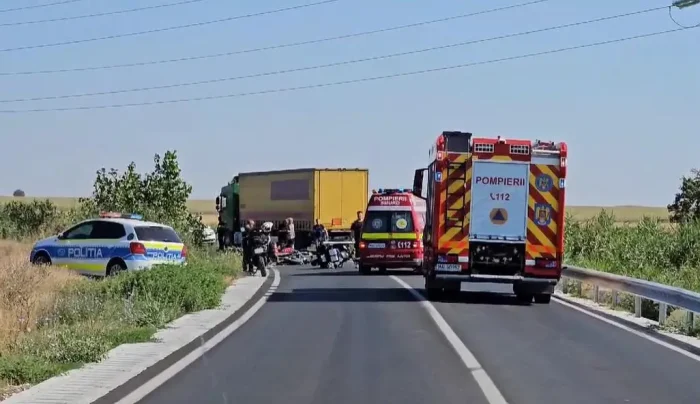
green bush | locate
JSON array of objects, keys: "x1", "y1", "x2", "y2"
[{"x1": 0, "y1": 150, "x2": 206, "y2": 245}]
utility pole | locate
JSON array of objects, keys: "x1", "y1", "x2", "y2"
[{"x1": 673, "y1": 0, "x2": 700, "y2": 9}]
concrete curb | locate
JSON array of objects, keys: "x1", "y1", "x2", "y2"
[{"x1": 4, "y1": 272, "x2": 274, "y2": 404}]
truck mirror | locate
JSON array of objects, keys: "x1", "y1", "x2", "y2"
[
  {"x1": 215, "y1": 196, "x2": 220, "y2": 210},
  {"x1": 412, "y1": 169, "x2": 425, "y2": 197}
]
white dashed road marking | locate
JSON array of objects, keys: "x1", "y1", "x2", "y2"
[{"x1": 391, "y1": 276, "x2": 508, "y2": 404}]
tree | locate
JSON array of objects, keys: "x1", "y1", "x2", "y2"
[
  {"x1": 668, "y1": 169, "x2": 700, "y2": 224},
  {"x1": 12, "y1": 189, "x2": 25, "y2": 197},
  {"x1": 78, "y1": 150, "x2": 205, "y2": 245}
]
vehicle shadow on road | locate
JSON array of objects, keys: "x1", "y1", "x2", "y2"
[
  {"x1": 266, "y1": 287, "x2": 529, "y2": 306},
  {"x1": 266, "y1": 287, "x2": 416, "y2": 302},
  {"x1": 418, "y1": 290, "x2": 533, "y2": 306},
  {"x1": 289, "y1": 269, "x2": 421, "y2": 277}
]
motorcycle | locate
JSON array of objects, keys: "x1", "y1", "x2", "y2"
[
  {"x1": 247, "y1": 222, "x2": 274, "y2": 277},
  {"x1": 312, "y1": 240, "x2": 354, "y2": 269}
]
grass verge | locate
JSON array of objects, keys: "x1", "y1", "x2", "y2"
[
  {"x1": 0, "y1": 241, "x2": 241, "y2": 395},
  {"x1": 564, "y1": 211, "x2": 700, "y2": 337},
  {"x1": 565, "y1": 211, "x2": 700, "y2": 292}
]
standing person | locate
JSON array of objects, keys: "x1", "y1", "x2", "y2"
[
  {"x1": 242, "y1": 219, "x2": 255, "y2": 273},
  {"x1": 216, "y1": 216, "x2": 226, "y2": 251},
  {"x1": 278, "y1": 220, "x2": 288, "y2": 248},
  {"x1": 312, "y1": 219, "x2": 328, "y2": 244},
  {"x1": 286, "y1": 217, "x2": 296, "y2": 249},
  {"x1": 351, "y1": 211, "x2": 364, "y2": 258}
]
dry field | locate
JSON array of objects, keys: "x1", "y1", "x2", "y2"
[
  {"x1": 0, "y1": 196, "x2": 669, "y2": 226},
  {"x1": 0, "y1": 240, "x2": 80, "y2": 355}
]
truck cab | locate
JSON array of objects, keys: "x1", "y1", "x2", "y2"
[
  {"x1": 413, "y1": 131, "x2": 568, "y2": 303},
  {"x1": 357, "y1": 188, "x2": 426, "y2": 275},
  {"x1": 215, "y1": 177, "x2": 241, "y2": 247}
]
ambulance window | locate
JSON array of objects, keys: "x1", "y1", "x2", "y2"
[
  {"x1": 362, "y1": 211, "x2": 414, "y2": 233},
  {"x1": 363, "y1": 213, "x2": 389, "y2": 233},
  {"x1": 390, "y1": 212, "x2": 414, "y2": 233}
]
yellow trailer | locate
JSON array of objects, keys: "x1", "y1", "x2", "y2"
[{"x1": 237, "y1": 168, "x2": 368, "y2": 244}]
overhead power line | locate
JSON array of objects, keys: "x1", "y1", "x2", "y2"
[
  {"x1": 1, "y1": 0, "x2": 208, "y2": 27},
  {"x1": 0, "y1": 27, "x2": 694, "y2": 114},
  {"x1": 0, "y1": 0, "x2": 340, "y2": 53},
  {"x1": 0, "y1": 0, "x2": 85, "y2": 14},
  {"x1": 0, "y1": 0, "x2": 549, "y2": 75},
  {"x1": 0, "y1": 6, "x2": 667, "y2": 104}
]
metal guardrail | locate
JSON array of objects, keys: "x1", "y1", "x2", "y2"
[{"x1": 559, "y1": 265, "x2": 700, "y2": 331}]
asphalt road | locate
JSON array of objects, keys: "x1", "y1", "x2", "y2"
[{"x1": 138, "y1": 265, "x2": 700, "y2": 404}]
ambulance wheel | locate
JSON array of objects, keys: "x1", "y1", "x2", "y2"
[
  {"x1": 107, "y1": 259, "x2": 127, "y2": 276},
  {"x1": 534, "y1": 294, "x2": 552, "y2": 304},
  {"x1": 359, "y1": 264, "x2": 371, "y2": 275},
  {"x1": 32, "y1": 252, "x2": 52, "y2": 266}
]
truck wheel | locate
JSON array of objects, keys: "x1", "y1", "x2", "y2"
[
  {"x1": 359, "y1": 264, "x2": 371, "y2": 275},
  {"x1": 377, "y1": 267, "x2": 387, "y2": 275},
  {"x1": 534, "y1": 294, "x2": 552, "y2": 304},
  {"x1": 515, "y1": 292, "x2": 533, "y2": 303},
  {"x1": 443, "y1": 281, "x2": 461, "y2": 301},
  {"x1": 424, "y1": 278, "x2": 443, "y2": 301}
]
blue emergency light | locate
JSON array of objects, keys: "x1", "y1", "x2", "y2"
[
  {"x1": 99, "y1": 211, "x2": 144, "y2": 220},
  {"x1": 376, "y1": 188, "x2": 410, "y2": 194}
]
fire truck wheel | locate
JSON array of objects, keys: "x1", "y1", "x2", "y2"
[
  {"x1": 424, "y1": 278, "x2": 443, "y2": 301},
  {"x1": 533, "y1": 294, "x2": 552, "y2": 304},
  {"x1": 359, "y1": 264, "x2": 372, "y2": 275},
  {"x1": 425, "y1": 287, "x2": 443, "y2": 301}
]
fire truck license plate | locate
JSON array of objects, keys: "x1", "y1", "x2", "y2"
[{"x1": 436, "y1": 264, "x2": 461, "y2": 272}]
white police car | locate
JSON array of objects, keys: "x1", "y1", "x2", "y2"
[{"x1": 30, "y1": 212, "x2": 187, "y2": 276}]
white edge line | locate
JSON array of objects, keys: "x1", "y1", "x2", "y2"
[
  {"x1": 115, "y1": 269, "x2": 281, "y2": 404},
  {"x1": 390, "y1": 275, "x2": 508, "y2": 404},
  {"x1": 553, "y1": 295, "x2": 700, "y2": 363}
]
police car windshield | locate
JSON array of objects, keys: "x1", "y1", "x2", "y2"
[
  {"x1": 134, "y1": 225, "x2": 182, "y2": 243},
  {"x1": 363, "y1": 211, "x2": 414, "y2": 233}
]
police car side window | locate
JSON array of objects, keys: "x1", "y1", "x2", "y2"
[
  {"x1": 90, "y1": 221, "x2": 127, "y2": 239},
  {"x1": 64, "y1": 222, "x2": 94, "y2": 240}
]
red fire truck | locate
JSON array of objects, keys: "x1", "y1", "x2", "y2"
[
  {"x1": 357, "y1": 188, "x2": 426, "y2": 275},
  {"x1": 412, "y1": 131, "x2": 568, "y2": 303}
]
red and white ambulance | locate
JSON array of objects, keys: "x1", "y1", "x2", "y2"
[{"x1": 357, "y1": 188, "x2": 426, "y2": 275}]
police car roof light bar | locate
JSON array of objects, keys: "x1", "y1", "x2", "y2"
[{"x1": 99, "y1": 211, "x2": 144, "y2": 220}]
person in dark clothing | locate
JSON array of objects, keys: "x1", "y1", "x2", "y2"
[
  {"x1": 241, "y1": 220, "x2": 255, "y2": 273},
  {"x1": 216, "y1": 216, "x2": 226, "y2": 251},
  {"x1": 312, "y1": 219, "x2": 328, "y2": 245},
  {"x1": 351, "y1": 210, "x2": 364, "y2": 258},
  {"x1": 278, "y1": 221, "x2": 288, "y2": 248}
]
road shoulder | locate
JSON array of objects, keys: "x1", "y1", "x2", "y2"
[{"x1": 3, "y1": 272, "x2": 273, "y2": 404}]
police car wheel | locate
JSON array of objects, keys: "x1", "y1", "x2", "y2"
[
  {"x1": 107, "y1": 260, "x2": 127, "y2": 276},
  {"x1": 32, "y1": 253, "x2": 51, "y2": 266}
]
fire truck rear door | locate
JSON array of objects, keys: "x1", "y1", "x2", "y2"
[{"x1": 470, "y1": 160, "x2": 529, "y2": 241}]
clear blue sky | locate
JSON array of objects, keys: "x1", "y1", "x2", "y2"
[{"x1": 0, "y1": 0, "x2": 698, "y2": 205}]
